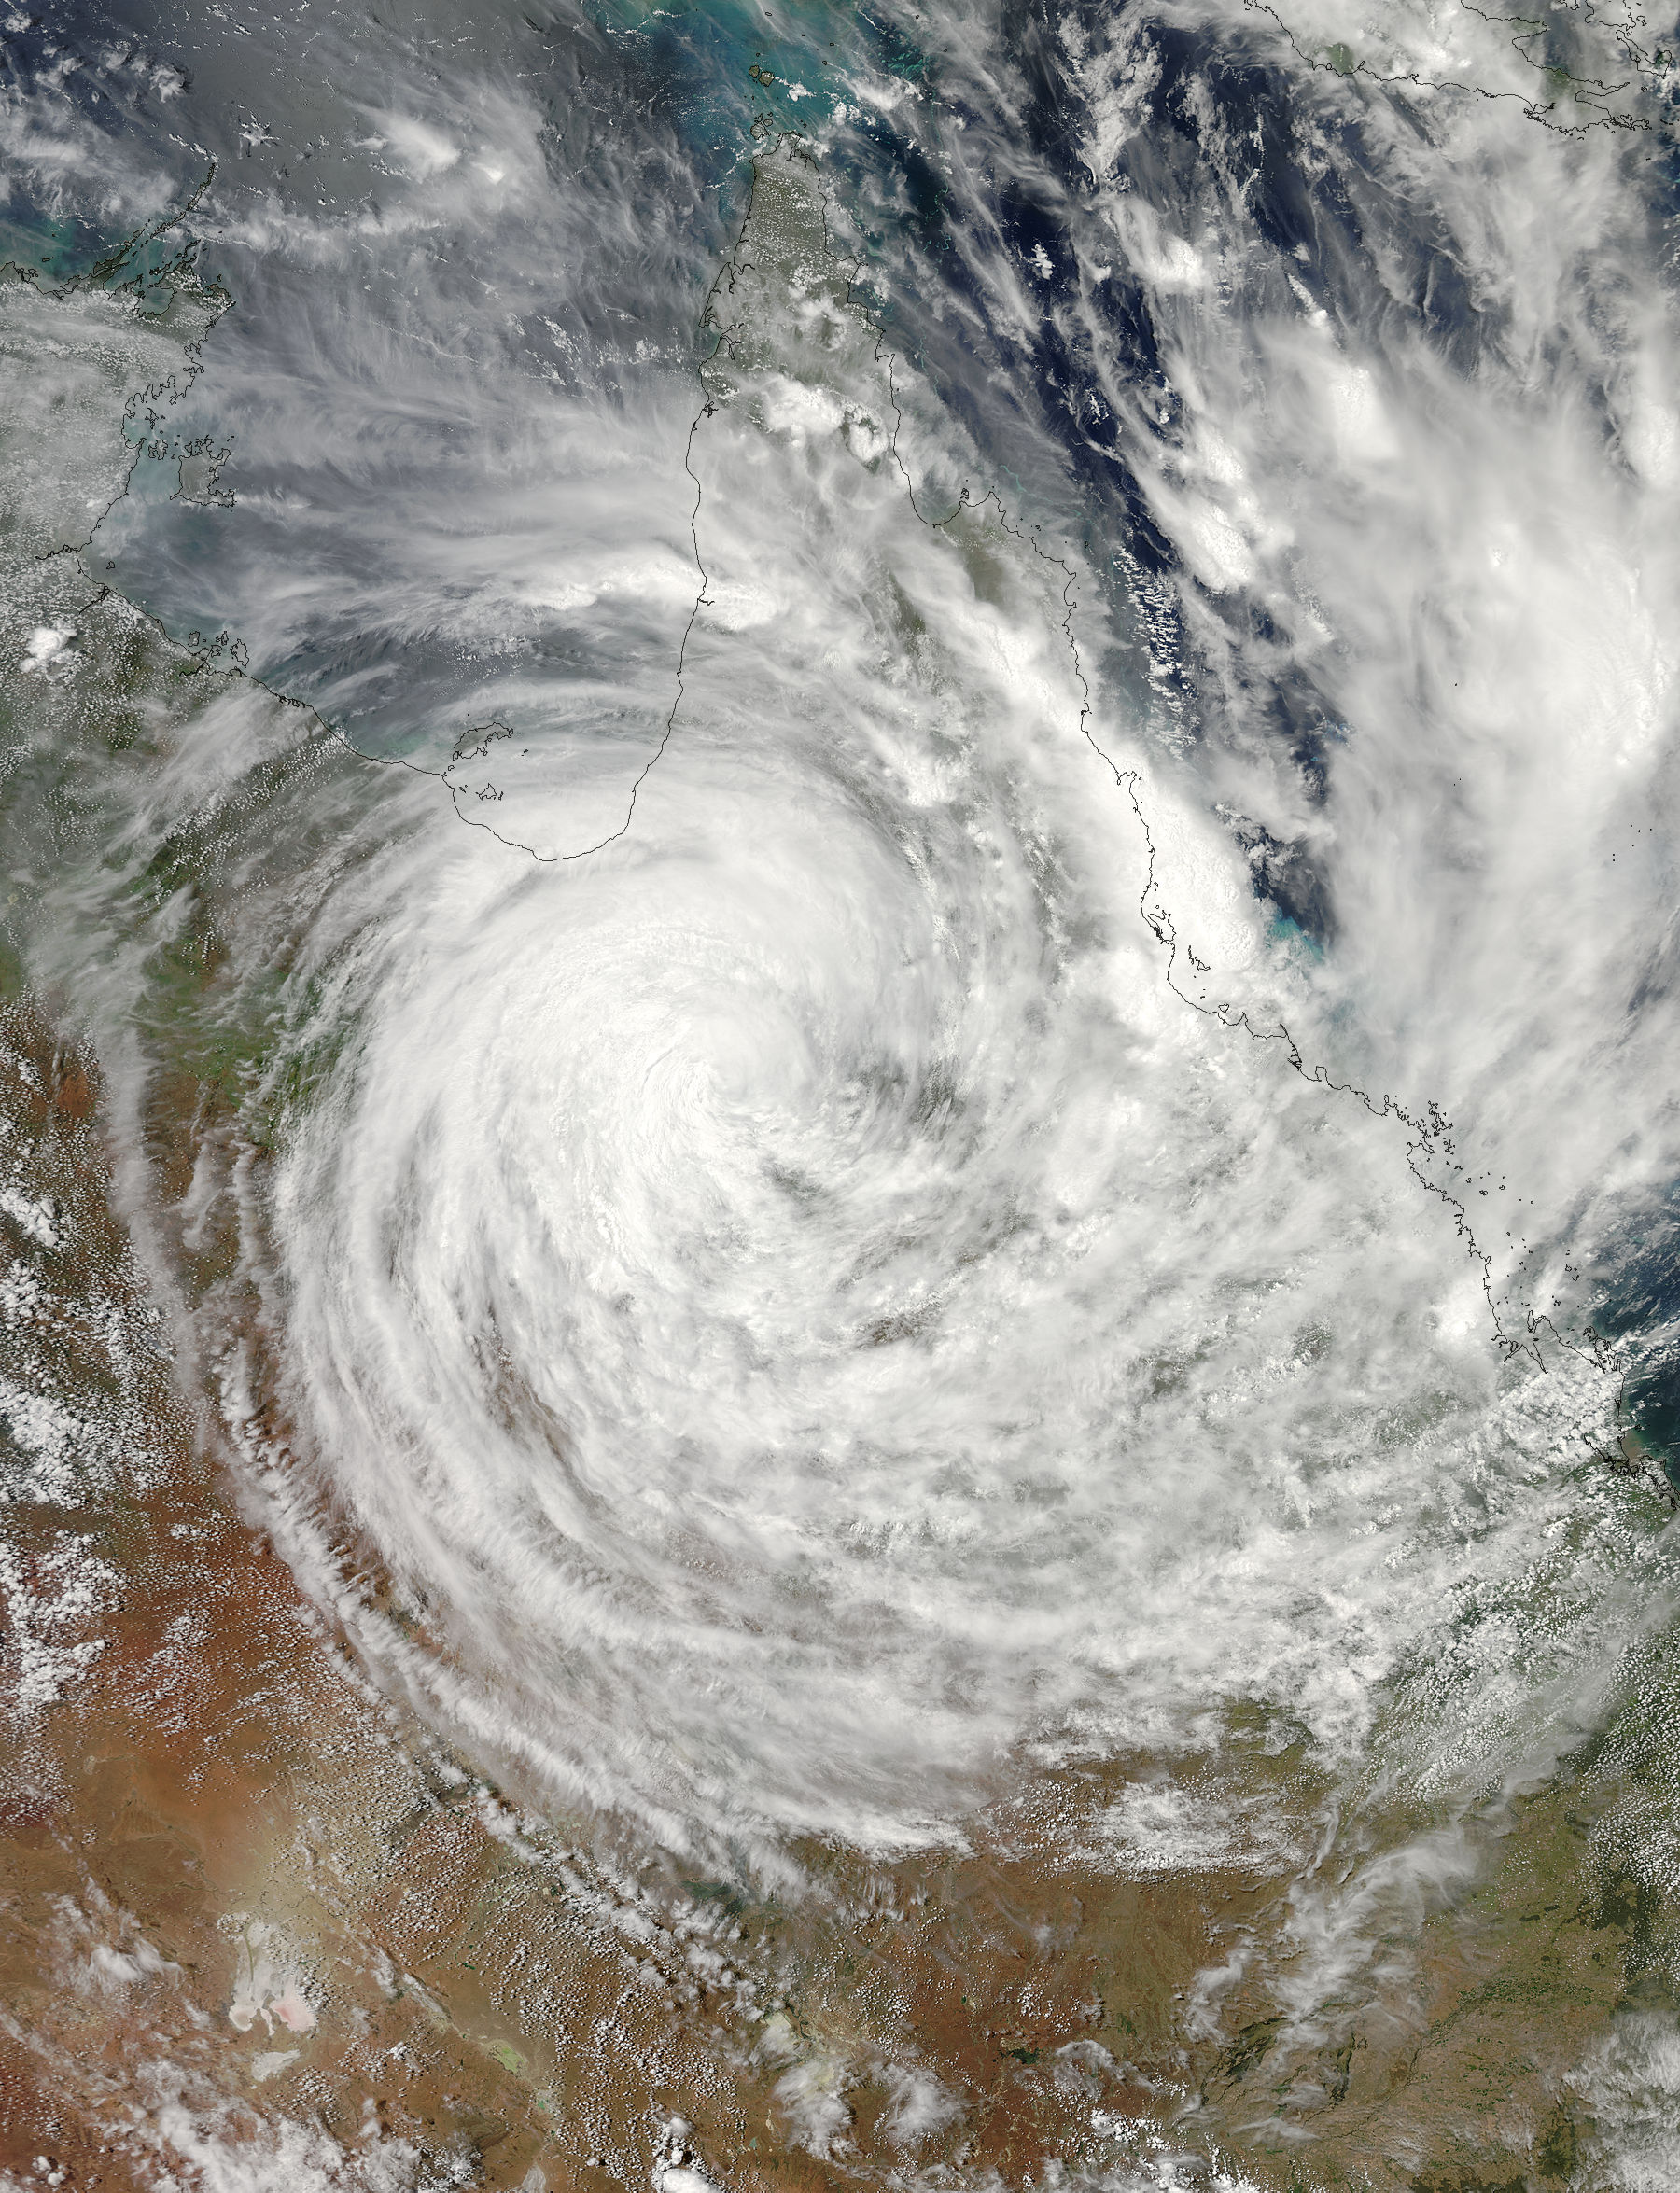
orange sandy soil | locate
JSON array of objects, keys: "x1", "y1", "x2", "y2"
[{"x1": 0, "y1": 1010, "x2": 1662, "y2": 2193}]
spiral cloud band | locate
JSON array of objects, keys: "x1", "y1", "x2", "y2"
[
  {"x1": 15, "y1": 0, "x2": 1680, "y2": 2175},
  {"x1": 201, "y1": 142, "x2": 1627, "y2": 1860}
]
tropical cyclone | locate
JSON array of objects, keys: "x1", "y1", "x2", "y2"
[
  {"x1": 6, "y1": 26, "x2": 1680, "y2": 2193},
  {"x1": 217, "y1": 141, "x2": 1643, "y2": 1882}
]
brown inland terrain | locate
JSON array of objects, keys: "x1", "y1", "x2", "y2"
[
  {"x1": 0, "y1": 874, "x2": 1673, "y2": 2193},
  {"x1": 0, "y1": 1004, "x2": 1669, "y2": 2193},
  {"x1": 2, "y1": 203, "x2": 1678, "y2": 2193}
]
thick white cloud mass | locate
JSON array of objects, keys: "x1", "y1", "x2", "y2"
[{"x1": 175, "y1": 133, "x2": 1647, "y2": 1867}]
